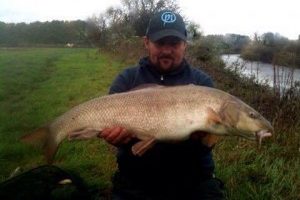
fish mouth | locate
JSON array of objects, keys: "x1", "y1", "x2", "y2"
[{"x1": 256, "y1": 130, "x2": 272, "y2": 147}]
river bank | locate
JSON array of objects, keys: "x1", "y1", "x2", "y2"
[{"x1": 221, "y1": 54, "x2": 300, "y2": 94}]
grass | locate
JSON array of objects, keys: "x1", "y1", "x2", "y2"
[{"x1": 0, "y1": 47, "x2": 124, "y2": 190}]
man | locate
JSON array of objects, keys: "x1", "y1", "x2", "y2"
[{"x1": 99, "y1": 10, "x2": 224, "y2": 200}]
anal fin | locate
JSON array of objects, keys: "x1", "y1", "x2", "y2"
[
  {"x1": 131, "y1": 137, "x2": 156, "y2": 156},
  {"x1": 68, "y1": 128, "x2": 101, "y2": 140}
]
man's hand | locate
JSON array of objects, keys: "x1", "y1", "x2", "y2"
[
  {"x1": 190, "y1": 131, "x2": 219, "y2": 148},
  {"x1": 98, "y1": 127, "x2": 135, "y2": 146}
]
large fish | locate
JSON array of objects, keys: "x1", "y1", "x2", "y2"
[{"x1": 21, "y1": 84, "x2": 273, "y2": 163}]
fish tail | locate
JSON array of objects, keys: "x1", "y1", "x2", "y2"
[{"x1": 21, "y1": 126, "x2": 58, "y2": 164}]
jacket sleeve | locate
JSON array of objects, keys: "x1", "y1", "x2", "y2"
[
  {"x1": 192, "y1": 68, "x2": 214, "y2": 87},
  {"x1": 199, "y1": 76, "x2": 214, "y2": 87},
  {"x1": 109, "y1": 67, "x2": 136, "y2": 94}
]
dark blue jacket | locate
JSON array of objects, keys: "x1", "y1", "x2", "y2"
[{"x1": 109, "y1": 57, "x2": 215, "y2": 188}]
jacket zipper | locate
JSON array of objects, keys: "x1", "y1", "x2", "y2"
[{"x1": 160, "y1": 75, "x2": 164, "y2": 81}]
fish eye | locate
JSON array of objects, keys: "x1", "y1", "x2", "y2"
[{"x1": 249, "y1": 112, "x2": 258, "y2": 119}]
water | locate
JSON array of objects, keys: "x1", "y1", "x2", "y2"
[{"x1": 221, "y1": 54, "x2": 300, "y2": 92}]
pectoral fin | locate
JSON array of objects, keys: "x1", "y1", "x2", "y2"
[
  {"x1": 131, "y1": 137, "x2": 156, "y2": 156},
  {"x1": 68, "y1": 128, "x2": 101, "y2": 140},
  {"x1": 205, "y1": 107, "x2": 228, "y2": 136},
  {"x1": 206, "y1": 107, "x2": 222, "y2": 125},
  {"x1": 201, "y1": 134, "x2": 220, "y2": 148}
]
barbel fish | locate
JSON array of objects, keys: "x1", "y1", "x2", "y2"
[{"x1": 21, "y1": 84, "x2": 273, "y2": 163}]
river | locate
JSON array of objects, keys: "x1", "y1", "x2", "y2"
[{"x1": 221, "y1": 54, "x2": 300, "y2": 93}]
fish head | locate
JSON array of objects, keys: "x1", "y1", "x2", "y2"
[{"x1": 220, "y1": 100, "x2": 273, "y2": 144}]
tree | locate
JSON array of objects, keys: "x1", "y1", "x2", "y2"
[
  {"x1": 85, "y1": 0, "x2": 180, "y2": 47},
  {"x1": 121, "y1": 0, "x2": 179, "y2": 36},
  {"x1": 224, "y1": 34, "x2": 250, "y2": 53},
  {"x1": 186, "y1": 22, "x2": 202, "y2": 40},
  {"x1": 262, "y1": 32, "x2": 275, "y2": 46},
  {"x1": 86, "y1": 15, "x2": 107, "y2": 46}
]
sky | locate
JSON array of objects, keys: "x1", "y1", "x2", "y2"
[{"x1": 0, "y1": 0, "x2": 299, "y2": 40}]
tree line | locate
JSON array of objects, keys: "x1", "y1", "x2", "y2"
[
  {"x1": 0, "y1": 20, "x2": 89, "y2": 47},
  {"x1": 1, "y1": 0, "x2": 298, "y2": 68},
  {"x1": 85, "y1": 0, "x2": 179, "y2": 48},
  {"x1": 0, "y1": 0, "x2": 179, "y2": 48},
  {"x1": 241, "y1": 32, "x2": 300, "y2": 68}
]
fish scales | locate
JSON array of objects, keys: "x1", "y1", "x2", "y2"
[{"x1": 52, "y1": 86, "x2": 226, "y2": 140}]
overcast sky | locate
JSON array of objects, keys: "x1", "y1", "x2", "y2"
[{"x1": 0, "y1": 0, "x2": 299, "y2": 40}]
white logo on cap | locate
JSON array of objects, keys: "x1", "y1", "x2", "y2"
[{"x1": 161, "y1": 12, "x2": 176, "y2": 26}]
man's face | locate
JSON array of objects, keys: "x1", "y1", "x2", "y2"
[{"x1": 144, "y1": 36, "x2": 187, "y2": 73}]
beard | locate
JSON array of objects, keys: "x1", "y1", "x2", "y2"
[
  {"x1": 148, "y1": 52, "x2": 184, "y2": 73},
  {"x1": 155, "y1": 54, "x2": 177, "y2": 72}
]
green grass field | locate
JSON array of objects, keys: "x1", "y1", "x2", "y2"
[
  {"x1": 0, "y1": 48, "x2": 125, "y2": 190},
  {"x1": 0, "y1": 48, "x2": 299, "y2": 199}
]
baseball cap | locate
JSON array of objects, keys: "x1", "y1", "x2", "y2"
[{"x1": 146, "y1": 10, "x2": 187, "y2": 42}]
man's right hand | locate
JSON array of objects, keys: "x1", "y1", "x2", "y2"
[{"x1": 98, "y1": 127, "x2": 135, "y2": 146}]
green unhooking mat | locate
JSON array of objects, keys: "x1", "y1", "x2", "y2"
[{"x1": 0, "y1": 165, "x2": 91, "y2": 200}]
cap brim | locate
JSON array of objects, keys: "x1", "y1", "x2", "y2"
[{"x1": 148, "y1": 29, "x2": 186, "y2": 42}]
